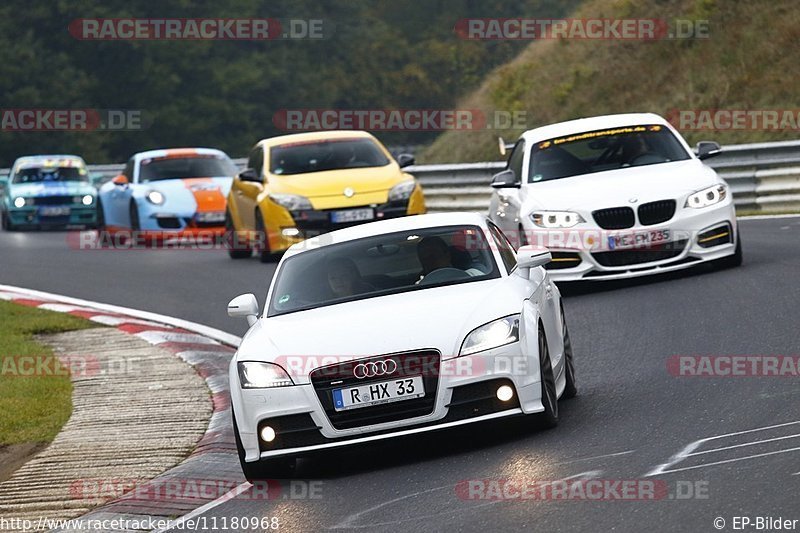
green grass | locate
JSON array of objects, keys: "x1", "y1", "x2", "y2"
[
  {"x1": 422, "y1": 0, "x2": 800, "y2": 163},
  {"x1": 0, "y1": 300, "x2": 96, "y2": 445}
]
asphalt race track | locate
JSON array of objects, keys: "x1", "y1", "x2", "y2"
[{"x1": 2, "y1": 216, "x2": 799, "y2": 532}]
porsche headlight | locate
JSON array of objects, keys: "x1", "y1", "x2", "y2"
[
  {"x1": 146, "y1": 190, "x2": 165, "y2": 205},
  {"x1": 237, "y1": 361, "x2": 294, "y2": 389},
  {"x1": 460, "y1": 315, "x2": 520, "y2": 356},
  {"x1": 531, "y1": 211, "x2": 584, "y2": 228},
  {"x1": 13, "y1": 197, "x2": 26, "y2": 208},
  {"x1": 269, "y1": 193, "x2": 313, "y2": 211},
  {"x1": 685, "y1": 184, "x2": 727, "y2": 209},
  {"x1": 388, "y1": 180, "x2": 416, "y2": 202}
]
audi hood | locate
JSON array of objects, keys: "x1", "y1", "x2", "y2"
[{"x1": 236, "y1": 278, "x2": 523, "y2": 383}]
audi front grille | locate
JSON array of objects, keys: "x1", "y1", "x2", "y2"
[{"x1": 309, "y1": 351, "x2": 440, "y2": 430}]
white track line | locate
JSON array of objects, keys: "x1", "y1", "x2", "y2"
[
  {"x1": 646, "y1": 420, "x2": 800, "y2": 476},
  {"x1": 687, "y1": 433, "x2": 800, "y2": 457},
  {"x1": 0, "y1": 283, "x2": 242, "y2": 347},
  {"x1": 152, "y1": 482, "x2": 252, "y2": 533}
]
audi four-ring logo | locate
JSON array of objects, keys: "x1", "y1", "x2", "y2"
[{"x1": 353, "y1": 359, "x2": 398, "y2": 379}]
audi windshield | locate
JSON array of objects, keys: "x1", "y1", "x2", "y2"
[
  {"x1": 268, "y1": 225, "x2": 499, "y2": 317},
  {"x1": 528, "y1": 124, "x2": 691, "y2": 183}
]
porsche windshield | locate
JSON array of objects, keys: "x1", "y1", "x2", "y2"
[
  {"x1": 13, "y1": 165, "x2": 88, "y2": 183},
  {"x1": 138, "y1": 156, "x2": 237, "y2": 182},
  {"x1": 527, "y1": 124, "x2": 691, "y2": 183},
  {"x1": 269, "y1": 138, "x2": 390, "y2": 176},
  {"x1": 268, "y1": 225, "x2": 500, "y2": 316}
]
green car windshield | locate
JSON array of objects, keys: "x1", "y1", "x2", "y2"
[{"x1": 13, "y1": 166, "x2": 89, "y2": 184}]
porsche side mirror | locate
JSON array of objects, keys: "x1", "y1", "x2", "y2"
[
  {"x1": 238, "y1": 168, "x2": 262, "y2": 183},
  {"x1": 515, "y1": 245, "x2": 551, "y2": 277},
  {"x1": 112, "y1": 175, "x2": 129, "y2": 186},
  {"x1": 228, "y1": 293, "x2": 260, "y2": 326},
  {"x1": 491, "y1": 169, "x2": 520, "y2": 189},
  {"x1": 695, "y1": 141, "x2": 721, "y2": 160},
  {"x1": 396, "y1": 154, "x2": 415, "y2": 168}
]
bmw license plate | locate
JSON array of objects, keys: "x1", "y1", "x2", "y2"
[
  {"x1": 332, "y1": 376, "x2": 425, "y2": 411},
  {"x1": 39, "y1": 206, "x2": 71, "y2": 217},
  {"x1": 608, "y1": 229, "x2": 670, "y2": 250},
  {"x1": 330, "y1": 208, "x2": 374, "y2": 224}
]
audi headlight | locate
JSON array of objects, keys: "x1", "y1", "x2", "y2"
[
  {"x1": 685, "y1": 184, "x2": 727, "y2": 209},
  {"x1": 146, "y1": 190, "x2": 165, "y2": 205},
  {"x1": 388, "y1": 180, "x2": 416, "y2": 202},
  {"x1": 237, "y1": 361, "x2": 294, "y2": 389},
  {"x1": 531, "y1": 211, "x2": 584, "y2": 228},
  {"x1": 269, "y1": 193, "x2": 313, "y2": 211},
  {"x1": 13, "y1": 197, "x2": 26, "y2": 208},
  {"x1": 460, "y1": 315, "x2": 520, "y2": 356}
]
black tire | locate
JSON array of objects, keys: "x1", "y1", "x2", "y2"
[
  {"x1": 255, "y1": 210, "x2": 277, "y2": 263},
  {"x1": 717, "y1": 231, "x2": 743, "y2": 269},
  {"x1": 129, "y1": 200, "x2": 141, "y2": 231},
  {"x1": 226, "y1": 209, "x2": 252, "y2": 259},
  {"x1": 561, "y1": 308, "x2": 577, "y2": 399},
  {"x1": 232, "y1": 410, "x2": 296, "y2": 481},
  {"x1": 1, "y1": 209, "x2": 14, "y2": 231},
  {"x1": 96, "y1": 198, "x2": 106, "y2": 231},
  {"x1": 535, "y1": 325, "x2": 559, "y2": 429}
]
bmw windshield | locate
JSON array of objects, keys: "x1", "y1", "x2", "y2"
[
  {"x1": 268, "y1": 225, "x2": 499, "y2": 317},
  {"x1": 528, "y1": 124, "x2": 691, "y2": 183},
  {"x1": 13, "y1": 165, "x2": 88, "y2": 183}
]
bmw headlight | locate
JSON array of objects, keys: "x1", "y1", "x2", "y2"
[
  {"x1": 685, "y1": 184, "x2": 727, "y2": 209},
  {"x1": 388, "y1": 180, "x2": 416, "y2": 202},
  {"x1": 81, "y1": 195, "x2": 94, "y2": 206},
  {"x1": 531, "y1": 211, "x2": 584, "y2": 228},
  {"x1": 146, "y1": 190, "x2": 165, "y2": 205},
  {"x1": 237, "y1": 361, "x2": 294, "y2": 389},
  {"x1": 460, "y1": 315, "x2": 520, "y2": 356},
  {"x1": 13, "y1": 197, "x2": 26, "y2": 208},
  {"x1": 269, "y1": 193, "x2": 313, "y2": 211}
]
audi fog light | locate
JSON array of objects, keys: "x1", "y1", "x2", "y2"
[{"x1": 496, "y1": 385, "x2": 514, "y2": 402}]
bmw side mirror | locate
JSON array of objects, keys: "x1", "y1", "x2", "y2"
[
  {"x1": 228, "y1": 293, "x2": 260, "y2": 326},
  {"x1": 491, "y1": 169, "x2": 520, "y2": 189},
  {"x1": 238, "y1": 168, "x2": 262, "y2": 183},
  {"x1": 695, "y1": 141, "x2": 721, "y2": 160},
  {"x1": 515, "y1": 245, "x2": 551, "y2": 277},
  {"x1": 396, "y1": 154, "x2": 415, "y2": 168}
]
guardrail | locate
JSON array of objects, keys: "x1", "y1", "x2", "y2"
[{"x1": 2, "y1": 140, "x2": 800, "y2": 214}]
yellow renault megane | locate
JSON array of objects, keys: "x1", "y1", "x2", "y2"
[{"x1": 226, "y1": 130, "x2": 426, "y2": 261}]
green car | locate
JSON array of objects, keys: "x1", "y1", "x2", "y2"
[{"x1": 1, "y1": 155, "x2": 99, "y2": 230}]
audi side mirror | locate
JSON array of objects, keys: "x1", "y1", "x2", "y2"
[{"x1": 228, "y1": 293, "x2": 260, "y2": 326}]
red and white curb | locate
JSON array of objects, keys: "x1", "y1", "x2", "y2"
[{"x1": 0, "y1": 285, "x2": 245, "y2": 529}]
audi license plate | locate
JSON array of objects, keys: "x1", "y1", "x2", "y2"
[
  {"x1": 330, "y1": 208, "x2": 374, "y2": 224},
  {"x1": 608, "y1": 229, "x2": 670, "y2": 250},
  {"x1": 39, "y1": 206, "x2": 71, "y2": 217},
  {"x1": 332, "y1": 376, "x2": 425, "y2": 411}
]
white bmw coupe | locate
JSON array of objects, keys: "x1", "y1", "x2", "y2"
[
  {"x1": 227, "y1": 212, "x2": 576, "y2": 479},
  {"x1": 489, "y1": 113, "x2": 741, "y2": 281}
]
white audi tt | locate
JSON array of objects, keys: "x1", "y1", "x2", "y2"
[
  {"x1": 489, "y1": 113, "x2": 741, "y2": 281},
  {"x1": 227, "y1": 212, "x2": 576, "y2": 479}
]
